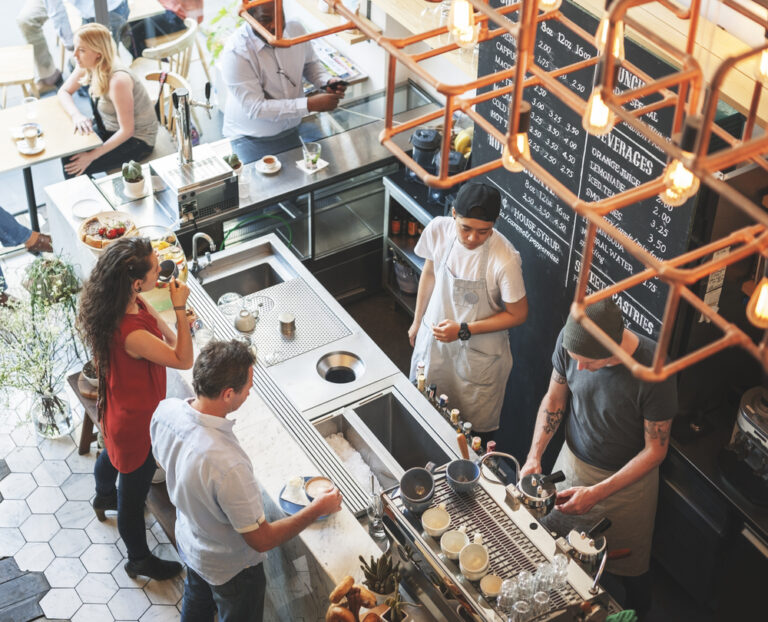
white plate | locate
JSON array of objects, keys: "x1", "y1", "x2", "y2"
[
  {"x1": 255, "y1": 160, "x2": 281, "y2": 175},
  {"x1": 71, "y1": 198, "x2": 103, "y2": 219},
  {"x1": 16, "y1": 138, "x2": 45, "y2": 156}
]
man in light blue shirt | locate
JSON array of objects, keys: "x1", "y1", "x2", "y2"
[
  {"x1": 151, "y1": 340, "x2": 342, "y2": 622},
  {"x1": 220, "y1": 2, "x2": 347, "y2": 148},
  {"x1": 17, "y1": 0, "x2": 129, "y2": 91}
]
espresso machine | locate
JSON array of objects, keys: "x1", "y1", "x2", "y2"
[
  {"x1": 150, "y1": 86, "x2": 239, "y2": 224},
  {"x1": 720, "y1": 386, "x2": 768, "y2": 506}
]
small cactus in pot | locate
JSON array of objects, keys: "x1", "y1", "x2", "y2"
[
  {"x1": 223, "y1": 153, "x2": 242, "y2": 173},
  {"x1": 359, "y1": 552, "x2": 400, "y2": 603},
  {"x1": 121, "y1": 160, "x2": 146, "y2": 197}
]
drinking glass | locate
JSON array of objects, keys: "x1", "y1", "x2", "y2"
[
  {"x1": 217, "y1": 292, "x2": 242, "y2": 320},
  {"x1": 366, "y1": 492, "x2": 386, "y2": 539},
  {"x1": 496, "y1": 578, "x2": 518, "y2": 614},
  {"x1": 192, "y1": 321, "x2": 214, "y2": 349},
  {"x1": 24, "y1": 96, "x2": 38, "y2": 120},
  {"x1": 510, "y1": 600, "x2": 532, "y2": 622},
  {"x1": 533, "y1": 591, "x2": 551, "y2": 616},
  {"x1": 302, "y1": 142, "x2": 321, "y2": 170},
  {"x1": 516, "y1": 570, "x2": 535, "y2": 601},
  {"x1": 535, "y1": 561, "x2": 553, "y2": 592},
  {"x1": 552, "y1": 553, "x2": 569, "y2": 589},
  {"x1": 238, "y1": 164, "x2": 252, "y2": 198}
]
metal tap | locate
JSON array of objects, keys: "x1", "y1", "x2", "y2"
[
  {"x1": 172, "y1": 84, "x2": 214, "y2": 165},
  {"x1": 191, "y1": 232, "x2": 216, "y2": 277}
]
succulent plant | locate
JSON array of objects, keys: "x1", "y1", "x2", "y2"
[
  {"x1": 121, "y1": 160, "x2": 143, "y2": 182},
  {"x1": 384, "y1": 588, "x2": 414, "y2": 622},
  {"x1": 359, "y1": 552, "x2": 400, "y2": 594},
  {"x1": 223, "y1": 153, "x2": 241, "y2": 169}
]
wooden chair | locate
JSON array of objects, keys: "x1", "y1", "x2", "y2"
[
  {"x1": 145, "y1": 70, "x2": 191, "y2": 138},
  {"x1": 143, "y1": 27, "x2": 211, "y2": 83},
  {"x1": 130, "y1": 17, "x2": 199, "y2": 81},
  {"x1": 0, "y1": 45, "x2": 39, "y2": 108}
]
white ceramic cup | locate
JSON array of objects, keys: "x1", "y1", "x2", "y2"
[
  {"x1": 480, "y1": 574, "x2": 502, "y2": 599},
  {"x1": 459, "y1": 533, "x2": 489, "y2": 581},
  {"x1": 23, "y1": 126, "x2": 38, "y2": 149},
  {"x1": 440, "y1": 526, "x2": 469, "y2": 560},
  {"x1": 260, "y1": 155, "x2": 279, "y2": 170},
  {"x1": 421, "y1": 503, "x2": 451, "y2": 538}
]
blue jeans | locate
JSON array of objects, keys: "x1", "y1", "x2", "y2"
[
  {"x1": 94, "y1": 447, "x2": 156, "y2": 561},
  {"x1": 0, "y1": 206, "x2": 33, "y2": 291},
  {"x1": 82, "y1": 0, "x2": 130, "y2": 42},
  {"x1": 181, "y1": 564, "x2": 266, "y2": 622}
]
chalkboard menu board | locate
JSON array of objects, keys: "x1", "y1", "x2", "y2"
[{"x1": 474, "y1": 1, "x2": 696, "y2": 461}]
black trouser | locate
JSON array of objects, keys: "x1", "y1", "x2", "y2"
[
  {"x1": 94, "y1": 447, "x2": 156, "y2": 561},
  {"x1": 62, "y1": 131, "x2": 153, "y2": 179},
  {"x1": 181, "y1": 564, "x2": 266, "y2": 622},
  {"x1": 603, "y1": 570, "x2": 653, "y2": 619}
]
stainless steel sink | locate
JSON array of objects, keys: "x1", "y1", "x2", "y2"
[{"x1": 191, "y1": 238, "x2": 298, "y2": 300}]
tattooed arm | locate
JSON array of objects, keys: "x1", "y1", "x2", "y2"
[
  {"x1": 556, "y1": 418, "x2": 673, "y2": 515},
  {"x1": 521, "y1": 369, "x2": 570, "y2": 477}
]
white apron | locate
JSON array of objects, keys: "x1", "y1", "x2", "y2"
[
  {"x1": 410, "y1": 234, "x2": 513, "y2": 432},
  {"x1": 542, "y1": 443, "x2": 659, "y2": 576}
]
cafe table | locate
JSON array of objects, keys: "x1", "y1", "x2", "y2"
[
  {"x1": 128, "y1": 0, "x2": 165, "y2": 22},
  {"x1": 0, "y1": 96, "x2": 101, "y2": 232}
]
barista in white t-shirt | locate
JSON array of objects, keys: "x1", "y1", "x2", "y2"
[{"x1": 408, "y1": 183, "x2": 528, "y2": 442}]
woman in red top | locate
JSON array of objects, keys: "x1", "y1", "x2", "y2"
[{"x1": 78, "y1": 237, "x2": 193, "y2": 580}]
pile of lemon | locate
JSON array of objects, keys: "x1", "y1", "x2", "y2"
[{"x1": 454, "y1": 127, "x2": 473, "y2": 157}]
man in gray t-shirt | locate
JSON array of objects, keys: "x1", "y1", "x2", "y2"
[{"x1": 520, "y1": 298, "x2": 676, "y2": 616}]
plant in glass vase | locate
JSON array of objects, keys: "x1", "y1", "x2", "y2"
[{"x1": 0, "y1": 290, "x2": 83, "y2": 439}]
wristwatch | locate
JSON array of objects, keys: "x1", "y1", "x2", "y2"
[{"x1": 458, "y1": 322, "x2": 471, "y2": 341}]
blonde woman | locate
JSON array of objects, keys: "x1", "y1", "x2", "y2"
[{"x1": 58, "y1": 23, "x2": 157, "y2": 177}]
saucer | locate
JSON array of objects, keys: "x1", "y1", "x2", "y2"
[
  {"x1": 256, "y1": 160, "x2": 281, "y2": 174},
  {"x1": 11, "y1": 123, "x2": 42, "y2": 140},
  {"x1": 16, "y1": 138, "x2": 45, "y2": 156},
  {"x1": 71, "y1": 198, "x2": 103, "y2": 219}
]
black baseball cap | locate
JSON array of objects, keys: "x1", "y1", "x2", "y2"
[
  {"x1": 453, "y1": 182, "x2": 501, "y2": 222},
  {"x1": 563, "y1": 298, "x2": 624, "y2": 359}
]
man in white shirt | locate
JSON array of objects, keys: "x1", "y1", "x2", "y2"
[
  {"x1": 151, "y1": 339, "x2": 342, "y2": 622},
  {"x1": 17, "y1": 0, "x2": 129, "y2": 92},
  {"x1": 220, "y1": 2, "x2": 346, "y2": 150},
  {"x1": 409, "y1": 182, "x2": 528, "y2": 445}
]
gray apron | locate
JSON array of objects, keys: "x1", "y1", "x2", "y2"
[
  {"x1": 542, "y1": 443, "x2": 659, "y2": 576},
  {"x1": 410, "y1": 234, "x2": 513, "y2": 432}
]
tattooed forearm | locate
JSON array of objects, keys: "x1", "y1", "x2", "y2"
[
  {"x1": 644, "y1": 420, "x2": 671, "y2": 447},
  {"x1": 552, "y1": 371, "x2": 567, "y2": 384},
  {"x1": 544, "y1": 408, "x2": 564, "y2": 435}
]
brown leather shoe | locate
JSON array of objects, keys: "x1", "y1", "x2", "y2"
[
  {"x1": 0, "y1": 291, "x2": 19, "y2": 307},
  {"x1": 26, "y1": 232, "x2": 53, "y2": 254}
]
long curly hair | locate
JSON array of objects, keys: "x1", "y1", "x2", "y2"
[
  {"x1": 78, "y1": 237, "x2": 153, "y2": 417},
  {"x1": 75, "y1": 23, "x2": 116, "y2": 98}
]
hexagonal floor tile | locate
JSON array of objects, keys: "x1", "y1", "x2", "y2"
[
  {"x1": 33, "y1": 459, "x2": 72, "y2": 486},
  {"x1": 85, "y1": 515, "x2": 121, "y2": 544},
  {"x1": 45, "y1": 557, "x2": 87, "y2": 588},
  {"x1": 56, "y1": 500, "x2": 94, "y2": 528},
  {"x1": 14, "y1": 541, "x2": 54, "y2": 571},
  {"x1": 50, "y1": 527, "x2": 92, "y2": 557},
  {"x1": 5, "y1": 446, "x2": 43, "y2": 472},
  {"x1": 108, "y1": 587, "x2": 151, "y2": 619},
  {"x1": 81, "y1": 542, "x2": 124, "y2": 573},
  {"x1": 140, "y1": 603, "x2": 182, "y2": 622},
  {"x1": 66, "y1": 450, "x2": 97, "y2": 474},
  {"x1": 150, "y1": 521, "x2": 171, "y2": 545},
  {"x1": 0, "y1": 499, "x2": 31, "y2": 527},
  {"x1": 39, "y1": 587, "x2": 82, "y2": 619},
  {"x1": 144, "y1": 575, "x2": 184, "y2": 605},
  {"x1": 20, "y1": 513, "x2": 61, "y2": 541},
  {"x1": 0, "y1": 472, "x2": 36, "y2": 499},
  {"x1": 112, "y1": 560, "x2": 150, "y2": 589},
  {"x1": 28, "y1": 485, "x2": 66, "y2": 513},
  {"x1": 72, "y1": 603, "x2": 114, "y2": 622},
  {"x1": 0, "y1": 434, "x2": 15, "y2": 459},
  {"x1": 62, "y1": 472, "x2": 96, "y2": 501},
  {"x1": 38, "y1": 435, "x2": 76, "y2": 460},
  {"x1": 10, "y1": 424, "x2": 37, "y2": 447},
  {"x1": 0, "y1": 527, "x2": 26, "y2": 556},
  {"x1": 76, "y1": 572, "x2": 119, "y2": 604}
]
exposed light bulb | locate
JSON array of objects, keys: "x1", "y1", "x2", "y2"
[
  {"x1": 747, "y1": 276, "x2": 768, "y2": 329},
  {"x1": 539, "y1": 0, "x2": 563, "y2": 12},
  {"x1": 448, "y1": 0, "x2": 477, "y2": 49},
  {"x1": 595, "y1": 16, "x2": 625, "y2": 61},
  {"x1": 582, "y1": 89, "x2": 614, "y2": 135},
  {"x1": 502, "y1": 100, "x2": 532, "y2": 173},
  {"x1": 659, "y1": 159, "x2": 699, "y2": 207},
  {"x1": 757, "y1": 48, "x2": 768, "y2": 84}
]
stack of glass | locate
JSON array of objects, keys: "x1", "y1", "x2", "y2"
[{"x1": 496, "y1": 554, "x2": 569, "y2": 621}]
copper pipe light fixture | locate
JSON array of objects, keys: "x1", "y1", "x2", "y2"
[{"x1": 239, "y1": 0, "x2": 768, "y2": 380}]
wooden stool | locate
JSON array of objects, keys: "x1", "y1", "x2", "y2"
[{"x1": 0, "y1": 45, "x2": 39, "y2": 108}]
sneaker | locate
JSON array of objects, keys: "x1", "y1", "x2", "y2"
[{"x1": 124, "y1": 554, "x2": 182, "y2": 580}]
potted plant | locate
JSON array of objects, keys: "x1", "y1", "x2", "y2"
[
  {"x1": 122, "y1": 160, "x2": 145, "y2": 197},
  {"x1": 0, "y1": 297, "x2": 83, "y2": 439},
  {"x1": 223, "y1": 153, "x2": 242, "y2": 175},
  {"x1": 360, "y1": 552, "x2": 400, "y2": 605},
  {"x1": 383, "y1": 589, "x2": 418, "y2": 622}
]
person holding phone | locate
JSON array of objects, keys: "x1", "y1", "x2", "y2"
[
  {"x1": 78, "y1": 236, "x2": 193, "y2": 580},
  {"x1": 219, "y1": 2, "x2": 347, "y2": 156}
]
